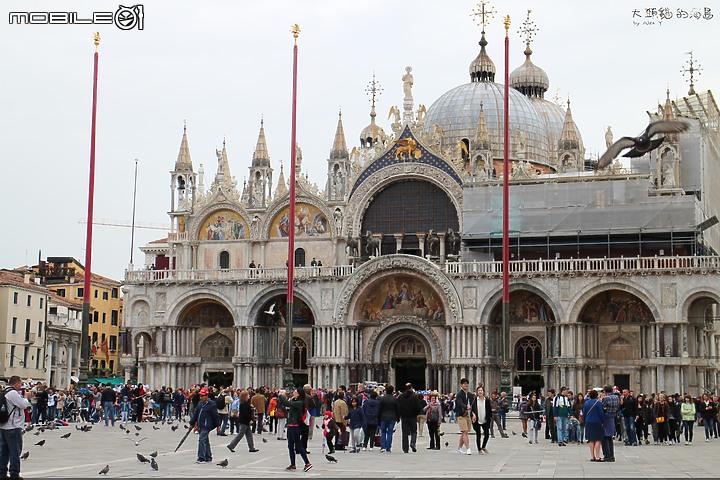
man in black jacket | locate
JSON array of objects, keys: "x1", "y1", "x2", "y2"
[
  {"x1": 396, "y1": 383, "x2": 423, "y2": 453},
  {"x1": 377, "y1": 384, "x2": 400, "y2": 453},
  {"x1": 620, "y1": 389, "x2": 638, "y2": 446}
]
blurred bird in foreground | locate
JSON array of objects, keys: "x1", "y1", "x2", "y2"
[{"x1": 596, "y1": 120, "x2": 689, "y2": 170}]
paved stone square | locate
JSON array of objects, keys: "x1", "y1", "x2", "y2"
[{"x1": 15, "y1": 419, "x2": 720, "y2": 478}]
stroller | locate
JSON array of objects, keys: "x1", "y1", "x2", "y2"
[{"x1": 64, "y1": 398, "x2": 81, "y2": 423}]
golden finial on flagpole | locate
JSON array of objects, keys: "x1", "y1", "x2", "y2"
[
  {"x1": 93, "y1": 32, "x2": 101, "y2": 52},
  {"x1": 504, "y1": 15, "x2": 510, "y2": 36},
  {"x1": 291, "y1": 24, "x2": 300, "y2": 45}
]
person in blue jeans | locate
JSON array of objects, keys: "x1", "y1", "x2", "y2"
[
  {"x1": 620, "y1": 389, "x2": 638, "y2": 445},
  {"x1": 0, "y1": 376, "x2": 33, "y2": 480},
  {"x1": 100, "y1": 384, "x2": 117, "y2": 427},
  {"x1": 189, "y1": 388, "x2": 221, "y2": 463},
  {"x1": 553, "y1": 387, "x2": 571, "y2": 446},
  {"x1": 377, "y1": 384, "x2": 399, "y2": 453}
]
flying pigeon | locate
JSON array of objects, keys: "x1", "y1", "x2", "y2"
[
  {"x1": 20, "y1": 452, "x2": 29, "y2": 460},
  {"x1": 264, "y1": 303, "x2": 276, "y2": 315},
  {"x1": 149, "y1": 451, "x2": 158, "y2": 458},
  {"x1": 124, "y1": 437, "x2": 148, "y2": 447},
  {"x1": 35, "y1": 439, "x2": 45, "y2": 447},
  {"x1": 596, "y1": 120, "x2": 689, "y2": 169},
  {"x1": 150, "y1": 458, "x2": 158, "y2": 471},
  {"x1": 98, "y1": 465, "x2": 110, "y2": 475},
  {"x1": 325, "y1": 454, "x2": 337, "y2": 463},
  {"x1": 217, "y1": 459, "x2": 229, "y2": 468},
  {"x1": 137, "y1": 453, "x2": 150, "y2": 463}
]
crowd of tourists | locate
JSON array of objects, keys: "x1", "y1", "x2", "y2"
[{"x1": 2, "y1": 374, "x2": 720, "y2": 478}]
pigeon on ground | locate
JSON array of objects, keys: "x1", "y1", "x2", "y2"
[
  {"x1": 134, "y1": 425, "x2": 142, "y2": 431},
  {"x1": 33, "y1": 431, "x2": 41, "y2": 436},
  {"x1": 171, "y1": 425, "x2": 179, "y2": 432},
  {"x1": 38, "y1": 427, "x2": 45, "y2": 433},
  {"x1": 61, "y1": 432, "x2": 72, "y2": 439},
  {"x1": 150, "y1": 458, "x2": 158, "y2": 471},
  {"x1": 25, "y1": 425, "x2": 34, "y2": 432},
  {"x1": 315, "y1": 425, "x2": 320, "y2": 429},
  {"x1": 445, "y1": 442, "x2": 449, "y2": 447},
  {"x1": 153, "y1": 426, "x2": 160, "y2": 430},
  {"x1": 35, "y1": 440, "x2": 45, "y2": 447},
  {"x1": 325, "y1": 454, "x2": 337, "y2": 463},
  {"x1": 512, "y1": 431, "x2": 517, "y2": 436},
  {"x1": 217, "y1": 459, "x2": 229, "y2": 468},
  {"x1": 124, "y1": 437, "x2": 148, "y2": 447},
  {"x1": 20, "y1": 452, "x2": 29, "y2": 460},
  {"x1": 98, "y1": 465, "x2": 110, "y2": 475},
  {"x1": 439, "y1": 431, "x2": 444, "y2": 436},
  {"x1": 81, "y1": 425, "x2": 93, "y2": 432},
  {"x1": 262, "y1": 438, "x2": 267, "y2": 443},
  {"x1": 149, "y1": 451, "x2": 158, "y2": 458},
  {"x1": 137, "y1": 453, "x2": 150, "y2": 463},
  {"x1": 596, "y1": 120, "x2": 690, "y2": 169}
]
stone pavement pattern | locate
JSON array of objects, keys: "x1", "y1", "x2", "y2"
[{"x1": 17, "y1": 420, "x2": 720, "y2": 478}]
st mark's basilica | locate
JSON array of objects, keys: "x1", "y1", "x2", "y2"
[{"x1": 121, "y1": 12, "x2": 720, "y2": 396}]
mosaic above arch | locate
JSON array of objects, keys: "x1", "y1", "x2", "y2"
[
  {"x1": 579, "y1": 290, "x2": 654, "y2": 323},
  {"x1": 355, "y1": 274, "x2": 444, "y2": 323},
  {"x1": 200, "y1": 209, "x2": 248, "y2": 241},
  {"x1": 490, "y1": 291, "x2": 555, "y2": 324},
  {"x1": 269, "y1": 203, "x2": 330, "y2": 238}
]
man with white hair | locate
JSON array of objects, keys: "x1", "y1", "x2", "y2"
[{"x1": 0, "y1": 376, "x2": 34, "y2": 479}]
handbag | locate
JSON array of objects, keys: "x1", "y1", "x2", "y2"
[{"x1": 655, "y1": 416, "x2": 665, "y2": 423}]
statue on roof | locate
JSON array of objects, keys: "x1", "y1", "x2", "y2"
[{"x1": 402, "y1": 66, "x2": 414, "y2": 100}]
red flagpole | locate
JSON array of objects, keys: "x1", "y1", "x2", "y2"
[
  {"x1": 80, "y1": 32, "x2": 101, "y2": 382},
  {"x1": 502, "y1": 17, "x2": 511, "y2": 364},
  {"x1": 285, "y1": 25, "x2": 300, "y2": 389}
]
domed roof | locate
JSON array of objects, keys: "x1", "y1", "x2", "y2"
[
  {"x1": 469, "y1": 33, "x2": 496, "y2": 82},
  {"x1": 424, "y1": 81, "x2": 549, "y2": 164},
  {"x1": 509, "y1": 47, "x2": 549, "y2": 97}
]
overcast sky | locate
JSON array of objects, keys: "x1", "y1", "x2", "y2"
[{"x1": 2, "y1": 0, "x2": 717, "y2": 280}]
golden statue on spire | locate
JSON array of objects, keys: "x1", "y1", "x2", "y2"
[
  {"x1": 93, "y1": 32, "x2": 101, "y2": 52},
  {"x1": 291, "y1": 24, "x2": 301, "y2": 45}
]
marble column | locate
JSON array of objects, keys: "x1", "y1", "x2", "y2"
[
  {"x1": 437, "y1": 232, "x2": 446, "y2": 261},
  {"x1": 417, "y1": 233, "x2": 427, "y2": 257},
  {"x1": 394, "y1": 234, "x2": 404, "y2": 253}
]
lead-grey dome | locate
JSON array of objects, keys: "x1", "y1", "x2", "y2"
[
  {"x1": 424, "y1": 81, "x2": 550, "y2": 164},
  {"x1": 509, "y1": 47, "x2": 549, "y2": 98}
]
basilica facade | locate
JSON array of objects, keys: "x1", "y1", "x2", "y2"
[{"x1": 121, "y1": 26, "x2": 720, "y2": 396}]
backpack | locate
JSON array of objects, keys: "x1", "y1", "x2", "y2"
[
  {"x1": 216, "y1": 394, "x2": 226, "y2": 410},
  {"x1": 0, "y1": 387, "x2": 15, "y2": 423}
]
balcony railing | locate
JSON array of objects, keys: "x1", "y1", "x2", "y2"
[
  {"x1": 444, "y1": 255, "x2": 720, "y2": 277},
  {"x1": 124, "y1": 255, "x2": 720, "y2": 284},
  {"x1": 125, "y1": 265, "x2": 356, "y2": 284}
]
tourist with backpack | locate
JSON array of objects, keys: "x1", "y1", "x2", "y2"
[{"x1": 0, "y1": 375, "x2": 34, "y2": 480}]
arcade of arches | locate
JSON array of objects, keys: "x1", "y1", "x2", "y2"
[{"x1": 124, "y1": 285, "x2": 719, "y2": 395}]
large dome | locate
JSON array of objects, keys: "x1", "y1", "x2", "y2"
[{"x1": 424, "y1": 81, "x2": 550, "y2": 164}]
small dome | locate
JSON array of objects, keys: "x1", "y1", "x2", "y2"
[
  {"x1": 469, "y1": 33, "x2": 496, "y2": 82},
  {"x1": 509, "y1": 46, "x2": 549, "y2": 98}
]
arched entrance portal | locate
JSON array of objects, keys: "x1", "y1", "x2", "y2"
[
  {"x1": 381, "y1": 331, "x2": 431, "y2": 390},
  {"x1": 178, "y1": 299, "x2": 235, "y2": 388},
  {"x1": 514, "y1": 336, "x2": 544, "y2": 396}
]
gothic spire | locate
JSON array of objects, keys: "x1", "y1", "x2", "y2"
[
  {"x1": 558, "y1": 99, "x2": 580, "y2": 150},
  {"x1": 330, "y1": 111, "x2": 349, "y2": 159},
  {"x1": 473, "y1": 102, "x2": 491, "y2": 150},
  {"x1": 275, "y1": 162, "x2": 288, "y2": 198},
  {"x1": 252, "y1": 119, "x2": 271, "y2": 167},
  {"x1": 174, "y1": 121, "x2": 193, "y2": 171}
]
